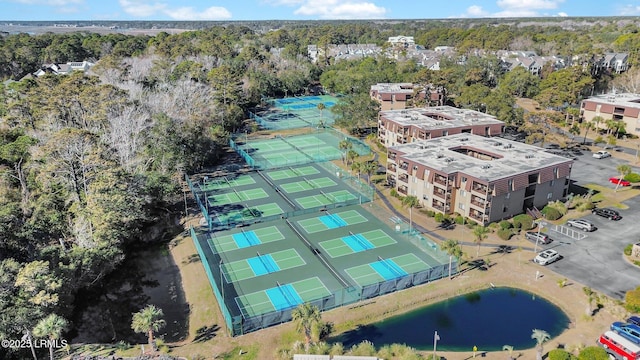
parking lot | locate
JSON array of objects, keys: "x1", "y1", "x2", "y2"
[{"x1": 535, "y1": 150, "x2": 640, "y2": 300}]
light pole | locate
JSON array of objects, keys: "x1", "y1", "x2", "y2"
[
  {"x1": 433, "y1": 331, "x2": 440, "y2": 360},
  {"x1": 534, "y1": 220, "x2": 547, "y2": 254}
]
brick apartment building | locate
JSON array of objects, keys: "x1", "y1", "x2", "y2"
[
  {"x1": 580, "y1": 93, "x2": 640, "y2": 136},
  {"x1": 386, "y1": 134, "x2": 573, "y2": 225},
  {"x1": 378, "y1": 106, "x2": 505, "y2": 147},
  {"x1": 370, "y1": 83, "x2": 445, "y2": 111}
]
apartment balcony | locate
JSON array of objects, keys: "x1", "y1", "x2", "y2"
[
  {"x1": 398, "y1": 186, "x2": 408, "y2": 195},
  {"x1": 396, "y1": 136, "x2": 407, "y2": 144},
  {"x1": 469, "y1": 212, "x2": 487, "y2": 223},
  {"x1": 389, "y1": 153, "x2": 397, "y2": 161},
  {"x1": 399, "y1": 162, "x2": 409, "y2": 170},
  {"x1": 470, "y1": 199, "x2": 486, "y2": 208},
  {"x1": 433, "y1": 191, "x2": 450, "y2": 200},
  {"x1": 398, "y1": 174, "x2": 409, "y2": 183},
  {"x1": 387, "y1": 164, "x2": 397, "y2": 172},
  {"x1": 379, "y1": 129, "x2": 386, "y2": 136},
  {"x1": 472, "y1": 183, "x2": 488, "y2": 193}
]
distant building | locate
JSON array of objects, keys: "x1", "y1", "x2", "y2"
[
  {"x1": 378, "y1": 106, "x2": 505, "y2": 147},
  {"x1": 33, "y1": 60, "x2": 95, "y2": 77},
  {"x1": 370, "y1": 83, "x2": 425, "y2": 111},
  {"x1": 580, "y1": 93, "x2": 640, "y2": 136},
  {"x1": 388, "y1": 35, "x2": 415, "y2": 48},
  {"x1": 386, "y1": 133, "x2": 573, "y2": 225}
]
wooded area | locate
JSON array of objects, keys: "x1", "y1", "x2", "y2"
[{"x1": 2, "y1": 18, "x2": 640, "y2": 359}]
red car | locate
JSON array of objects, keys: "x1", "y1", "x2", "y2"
[{"x1": 609, "y1": 177, "x2": 631, "y2": 186}]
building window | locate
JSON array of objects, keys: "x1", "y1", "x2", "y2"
[
  {"x1": 508, "y1": 179, "x2": 514, "y2": 190},
  {"x1": 547, "y1": 192, "x2": 553, "y2": 199},
  {"x1": 458, "y1": 203, "x2": 465, "y2": 210},
  {"x1": 551, "y1": 180, "x2": 555, "y2": 186},
  {"x1": 461, "y1": 176, "x2": 467, "y2": 182},
  {"x1": 460, "y1": 190, "x2": 466, "y2": 197},
  {"x1": 553, "y1": 167, "x2": 558, "y2": 178},
  {"x1": 506, "y1": 192, "x2": 510, "y2": 199},
  {"x1": 424, "y1": 182, "x2": 430, "y2": 189},
  {"x1": 423, "y1": 195, "x2": 429, "y2": 200},
  {"x1": 413, "y1": 176, "x2": 417, "y2": 183},
  {"x1": 442, "y1": 130, "x2": 448, "y2": 136},
  {"x1": 424, "y1": 169, "x2": 430, "y2": 178},
  {"x1": 503, "y1": 206, "x2": 508, "y2": 212}
]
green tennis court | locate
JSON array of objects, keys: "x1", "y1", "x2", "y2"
[
  {"x1": 319, "y1": 229, "x2": 398, "y2": 258},
  {"x1": 280, "y1": 177, "x2": 337, "y2": 193},
  {"x1": 207, "y1": 225, "x2": 286, "y2": 253},
  {"x1": 267, "y1": 166, "x2": 320, "y2": 181},
  {"x1": 245, "y1": 139, "x2": 293, "y2": 152},
  {"x1": 345, "y1": 253, "x2": 431, "y2": 287},
  {"x1": 212, "y1": 202, "x2": 284, "y2": 226},
  {"x1": 235, "y1": 277, "x2": 332, "y2": 318},
  {"x1": 208, "y1": 188, "x2": 269, "y2": 206},
  {"x1": 297, "y1": 209, "x2": 368, "y2": 233},
  {"x1": 199, "y1": 175, "x2": 256, "y2": 192},
  {"x1": 295, "y1": 190, "x2": 358, "y2": 209},
  {"x1": 221, "y1": 248, "x2": 307, "y2": 282}
]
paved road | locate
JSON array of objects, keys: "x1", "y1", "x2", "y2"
[{"x1": 536, "y1": 151, "x2": 640, "y2": 300}]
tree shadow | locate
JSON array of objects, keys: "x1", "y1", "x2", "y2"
[
  {"x1": 193, "y1": 325, "x2": 220, "y2": 343},
  {"x1": 491, "y1": 245, "x2": 514, "y2": 255}
]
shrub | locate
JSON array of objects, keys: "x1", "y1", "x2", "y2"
[
  {"x1": 625, "y1": 244, "x2": 633, "y2": 256},
  {"x1": 390, "y1": 189, "x2": 398, "y2": 198},
  {"x1": 546, "y1": 200, "x2": 568, "y2": 216},
  {"x1": 499, "y1": 220, "x2": 513, "y2": 230},
  {"x1": 542, "y1": 206, "x2": 562, "y2": 220},
  {"x1": 497, "y1": 228, "x2": 514, "y2": 241},
  {"x1": 625, "y1": 286, "x2": 640, "y2": 313},
  {"x1": 419, "y1": 209, "x2": 435, "y2": 217},
  {"x1": 454, "y1": 214, "x2": 465, "y2": 224},
  {"x1": 548, "y1": 348, "x2": 577, "y2": 360},
  {"x1": 577, "y1": 346, "x2": 608, "y2": 360},
  {"x1": 625, "y1": 172, "x2": 640, "y2": 183},
  {"x1": 512, "y1": 214, "x2": 534, "y2": 230},
  {"x1": 575, "y1": 201, "x2": 595, "y2": 212},
  {"x1": 434, "y1": 213, "x2": 445, "y2": 223}
]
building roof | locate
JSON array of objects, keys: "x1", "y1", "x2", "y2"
[
  {"x1": 370, "y1": 83, "x2": 416, "y2": 94},
  {"x1": 381, "y1": 106, "x2": 504, "y2": 129},
  {"x1": 583, "y1": 93, "x2": 640, "y2": 108},
  {"x1": 390, "y1": 133, "x2": 573, "y2": 182}
]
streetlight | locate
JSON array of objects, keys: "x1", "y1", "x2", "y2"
[
  {"x1": 433, "y1": 331, "x2": 440, "y2": 359},
  {"x1": 534, "y1": 220, "x2": 547, "y2": 254}
]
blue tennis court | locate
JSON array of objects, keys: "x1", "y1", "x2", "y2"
[
  {"x1": 266, "y1": 283, "x2": 304, "y2": 311},
  {"x1": 320, "y1": 213, "x2": 348, "y2": 228},
  {"x1": 232, "y1": 231, "x2": 262, "y2": 248},
  {"x1": 371, "y1": 258, "x2": 408, "y2": 280},
  {"x1": 343, "y1": 233, "x2": 374, "y2": 252},
  {"x1": 247, "y1": 254, "x2": 280, "y2": 276}
]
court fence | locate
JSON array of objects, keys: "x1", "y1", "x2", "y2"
[
  {"x1": 317, "y1": 161, "x2": 375, "y2": 202},
  {"x1": 229, "y1": 128, "x2": 371, "y2": 170},
  {"x1": 185, "y1": 173, "x2": 371, "y2": 231}
]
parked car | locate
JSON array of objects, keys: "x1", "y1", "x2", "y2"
[
  {"x1": 525, "y1": 231, "x2": 551, "y2": 244},
  {"x1": 566, "y1": 219, "x2": 597, "y2": 232},
  {"x1": 592, "y1": 207, "x2": 622, "y2": 220},
  {"x1": 534, "y1": 249, "x2": 560, "y2": 265},
  {"x1": 628, "y1": 316, "x2": 640, "y2": 326},
  {"x1": 609, "y1": 177, "x2": 631, "y2": 186},
  {"x1": 593, "y1": 151, "x2": 611, "y2": 159},
  {"x1": 611, "y1": 321, "x2": 640, "y2": 344}
]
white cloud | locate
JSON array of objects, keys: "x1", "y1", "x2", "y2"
[
  {"x1": 496, "y1": 0, "x2": 565, "y2": 10},
  {"x1": 461, "y1": 0, "x2": 565, "y2": 18},
  {"x1": 119, "y1": 0, "x2": 167, "y2": 17},
  {"x1": 292, "y1": 0, "x2": 387, "y2": 19},
  {"x1": 556, "y1": 12, "x2": 568, "y2": 17},
  {"x1": 169, "y1": 6, "x2": 232, "y2": 20},
  {"x1": 616, "y1": 5, "x2": 640, "y2": 16},
  {"x1": 119, "y1": 0, "x2": 232, "y2": 20},
  {"x1": 261, "y1": 0, "x2": 305, "y2": 5},
  {"x1": 11, "y1": 0, "x2": 82, "y2": 5}
]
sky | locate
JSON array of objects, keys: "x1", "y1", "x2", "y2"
[{"x1": 2, "y1": 0, "x2": 640, "y2": 21}]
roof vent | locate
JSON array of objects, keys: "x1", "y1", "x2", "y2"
[
  {"x1": 481, "y1": 164, "x2": 492, "y2": 169},
  {"x1": 525, "y1": 154, "x2": 535, "y2": 159},
  {"x1": 445, "y1": 157, "x2": 454, "y2": 163},
  {"x1": 459, "y1": 137, "x2": 468, "y2": 142},
  {"x1": 493, "y1": 142, "x2": 502, "y2": 146},
  {"x1": 436, "y1": 153, "x2": 444, "y2": 158},
  {"x1": 503, "y1": 144, "x2": 513, "y2": 149}
]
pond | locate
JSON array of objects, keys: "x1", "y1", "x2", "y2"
[{"x1": 338, "y1": 287, "x2": 570, "y2": 351}]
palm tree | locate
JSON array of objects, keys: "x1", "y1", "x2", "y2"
[
  {"x1": 401, "y1": 195, "x2": 420, "y2": 235},
  {"x1": 531, "y1": 329, "x2": 550, "y2": 360},
  {"x1": 350, "y1": 161, "x2": 362, "y2": 179},
  {"x1": 338, "y1": 139, "x2": 353, "y2": 164},
  {"x1": 361, "y1": 161, "x2": 378, "y2": 185},
  {"x1": 502, "y1": 345, "x2": 515, "y2": 360},
  {"x1": 440, "y1": 239, "x2": 464, "y2": 278},
  {"x1": 33, "y1": 313, "x2": 68, "y2": 360},
  {"x1": 131, "y1": 305, "x2": 166, "y2": 351},
  {"x1": 317, "y1": 103, "x2": 326, "y2": 120},
  {"x1": 581, "y1": 120, "x2": 594, "y2": 144},
  {"x1": 292, "y1": 303, "x2": 321, "y2": 349},
  {"x1": 615, "y1": 164, "x2": 631, "y2": 192},
  {"x1": 472, "y1": 226, "x2": 489, "y2": 258},
  {"x1": 346, "y1": 149, "x2": 358, "y2": 165}
]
